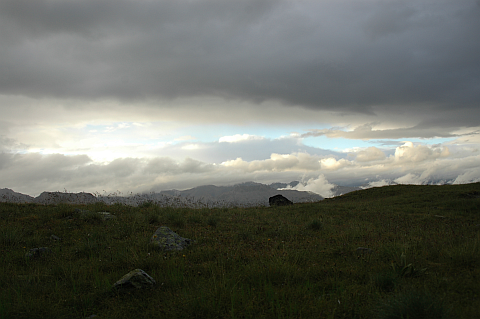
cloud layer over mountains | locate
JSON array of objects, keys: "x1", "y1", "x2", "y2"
[{"x1": 1, "y1": 138, "x2": 478, "y2": 197}]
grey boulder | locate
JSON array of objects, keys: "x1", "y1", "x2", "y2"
[
  {"x1": 269, "y1": 194, "x2": 293, "y2": 206},
  {"x1": 150, "y1": 226, "x2": 192, "y2": 251}
]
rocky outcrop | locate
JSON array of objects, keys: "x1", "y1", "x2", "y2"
[
  {"x1": 269, "y1": 194, "x2": 293, "y2": 206},
  {"x1": 150, "y1": 226, "x2": 192, "y2": 251},
  {"x1": 113, "y1": 269, "x2": 156, "y2": 291},
  {"x1": 0, "y1": 188, "x2": 34, "y2": 203}
]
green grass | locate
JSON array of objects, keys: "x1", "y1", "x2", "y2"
[{"x1": 1, "y1": 183, "x2": 480, "y2": 318}]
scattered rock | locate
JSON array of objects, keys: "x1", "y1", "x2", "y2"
[
  {"x1": 356, "y1": 247, "x2": 374, "y2": 255},
  {"x1": 269, "y1": 194, "x2": 293, "y2": 206},
  {"x1": 151, "y1": 226, "x2": 192, "y2": 251},
  {"x1": 25, "y1": 247, "x2": 52, "y2": 259},
  {"x1": 113, "y1": 269, "x2": 156, "y2": 291}
]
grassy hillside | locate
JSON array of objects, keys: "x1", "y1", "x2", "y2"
[{"x1": 1, "y1": 183, "x2": 479, "y2": 318}]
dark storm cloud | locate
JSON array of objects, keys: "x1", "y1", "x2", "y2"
[{"x1": 0, "y1": 0, "x2": 479, "y2": 115}]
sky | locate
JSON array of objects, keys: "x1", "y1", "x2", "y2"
[{"x1": 1, "y1": 0, "x2": 480, "y2": 198}]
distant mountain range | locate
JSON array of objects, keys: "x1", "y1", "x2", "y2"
[
  {"x1": 1, "y1": 179, "x2": 460, "y2": 207},
  {"x1": 7, "y1": 178, "x2": 464, "y2": 207},
  {"x1": 1, "y1": 181, "x2": 330, "y2": 207},
  {"x1": 143, "y1": 182, "x2": 324, "y2": 207}
]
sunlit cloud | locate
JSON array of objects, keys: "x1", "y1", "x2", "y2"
[
  {"x1": 279, "y1": 174, "x2": 336, "y2": 198},
  {"x1": 181, "y1": 144, "x2": 201, "y2": 150},
  {"x1": 219, "y1": 134, "x2": 265, "y2": 143}
]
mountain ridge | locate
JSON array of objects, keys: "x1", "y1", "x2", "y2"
[
  {"x1": 0, "y1": 182, "x2": 324, "y2": 207},
  {"x1": 2, "y1": 178, "x2": 458, "y2": 207}
]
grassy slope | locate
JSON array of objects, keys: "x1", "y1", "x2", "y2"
[{"x1": 0, "y1": 183, "x2": 479, "y2": 318}]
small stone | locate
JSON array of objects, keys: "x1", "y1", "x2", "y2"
[
  {"x1": 50, "y1": 234, "x2": 61, "y2": 241},
  {"x1": 113, "y1": 269, "x2": 156, "y2": 291}
]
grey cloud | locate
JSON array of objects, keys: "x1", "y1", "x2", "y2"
[
  {"x1": 151, "y1": 137, "x2": 344, "y2": 164},
  {"x1": 0, "y1": 152, "x2": 92, "y2": 192},
  {"x1": 0, "y1": 152, "x2": 210, "y2": 195},
  {"x1": 143, "y1": 157, "x2": 213, "y2": 175},
  {"x1": 0, "y1": 0, "x2": 479, "y2": 118},
  {"x1": 0, "y1": 0, "x2": 119, "y2": 38},
  {"x1": 363, "y1": 4, "x2": 416, "y2": 40},
  {"x1": 0, "y1": 135, "x2": 20, "y2": 151},
  {"x1": 101, "y1": 158, "x2": 140, "y2": 178},
  {"x1": 353, "y1": 147, "x2": 386, "y2": 162},
  {"x1": 221, "y1": 153, "x2": 344, "y2": 173},
  {"x1": 0, "y1": 121, "x2": 14, "y2": 135},
  {"x1": 0, "y1": 0, "x2": 278, "y2": 38},
  {"x1": 302, "y1": 123, "x2": 467, "y2": 140},
  {"x1": 143, "y1": 157, "x2": 180, "y2": 175},
  {"x1": 180, "y1": 158, "x2": 214, "y2": 174}
]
